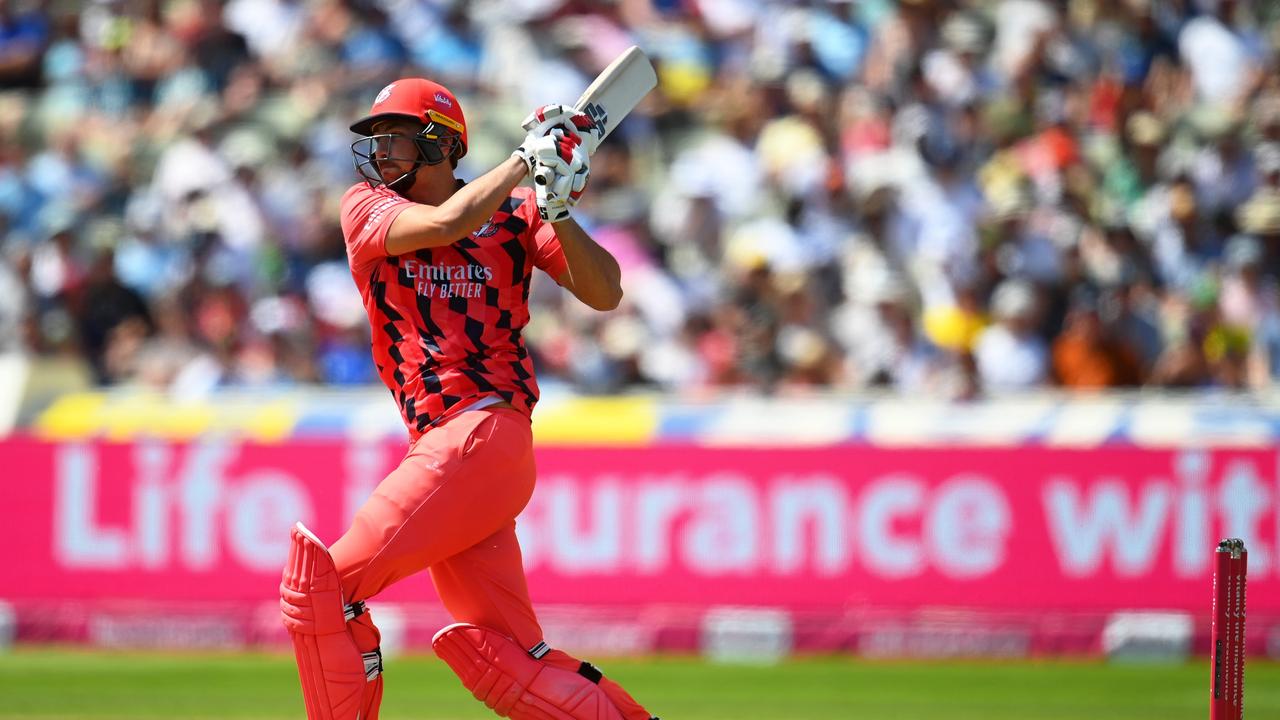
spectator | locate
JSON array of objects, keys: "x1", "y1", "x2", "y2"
[
  {"x1": 0, "y1": 0, "x2": 1274, "y2": 399},
  {"x1": 974, "y1": 278, "x2": 1048, "y2": 391},
  {"x1": 0, "y1": 0, "x2": 50, "y2": 88},
  {"x1": 1051, "y1": 287, "x2": 1143, "y2": 388},
  {"x1": 74, "y1": 244, "x2": 152, "y2": 383}
]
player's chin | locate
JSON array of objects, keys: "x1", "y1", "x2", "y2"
[{"x1": 378, "y1": 163, "x2": 410, "y2": 185}]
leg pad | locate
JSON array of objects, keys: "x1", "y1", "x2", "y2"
[
  {"x1": 433, "y1": 623, "x2": 626, "y2": 720},
  {"x1": 280, "y1": 522, "x2": 384, "y2": 720}
]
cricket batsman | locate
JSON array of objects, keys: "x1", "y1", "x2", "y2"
[{"x1": 278, "y1": 78, "x2": 658, "y2": 720}]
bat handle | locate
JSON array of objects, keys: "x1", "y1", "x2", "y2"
[{"x1": 534, "y1": 167, "x2": 552, "y2": 186}]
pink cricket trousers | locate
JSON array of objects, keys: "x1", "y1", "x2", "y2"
[
  {"x1": 330, "y1": 405, "x2": 542, "y2": 646},
  {"x1": 326, "y1": 405, "x2": 653, "y2": 719}
]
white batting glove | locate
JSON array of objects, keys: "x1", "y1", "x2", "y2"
[
  {"x1": 531, "y1": 131, "x2": 590, "y2": 222},
  {"x1": 511, "y1": 104, "x2": 598, "y2": 173}
]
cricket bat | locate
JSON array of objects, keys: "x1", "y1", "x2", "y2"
[{"x1": 533, "y1": 45, "x2": 657, "y2": 187}]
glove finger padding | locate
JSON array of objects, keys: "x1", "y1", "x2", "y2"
[
  {"x1": 568, "y1": 164, "x2": 590, "y2": 202},
  {"x1": 534, "y1": 142, "x2": 590, "y2": 222},
  {"x1": 549, "y1": 171, "x2": 573, "y2": 202},
  {"x1": 516, "y1": 106, "x2": 574, "y2": 173},
  {"x1": 521, "y1": 104, "x2": 574, "y2": 134},
  {"x1": 536, "y1": 179, "x2": 570, "y2": 223},
  {"x1": 532, "y1": 130, "x2": 582, "y2": 175},
  {"x1": 522, "y1": 104, "x2": 597, "y2": 142},
  {"x1": 518, "y1": 105, "x2": 597, "y2": 177}
]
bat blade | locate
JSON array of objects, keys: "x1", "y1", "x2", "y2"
[
  {"x1": 572, "y1": 46, "x2": 657, "y2": 155},
  {"x1": 532, "y1": 46, "x2": 656, "y2": 192}
]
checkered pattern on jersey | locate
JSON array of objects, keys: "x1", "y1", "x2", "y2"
[{"x1": 364, "y1": 194, "x2": 541, "y2": 436}]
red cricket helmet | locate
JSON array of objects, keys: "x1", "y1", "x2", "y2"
[{"x1": 350, "y1": 78, "x2": 468, "y2": 159}]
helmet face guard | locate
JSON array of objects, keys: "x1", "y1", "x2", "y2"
[{"x1": 351, "y1": 111, "x2": 463, "y2": 190}]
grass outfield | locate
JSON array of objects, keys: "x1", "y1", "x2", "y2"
[{"x1": 1, "y1": 648, "x2": 1277, "y2": 719}]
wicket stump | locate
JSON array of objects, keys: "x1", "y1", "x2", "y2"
[{"x1": 1210, "y1": 538, "x2": 1247, "y2": 720}]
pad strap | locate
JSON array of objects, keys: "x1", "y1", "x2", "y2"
[
  {"x1": 577, "y1": 663, "x2": 602, "y2": 684},
  {"x1": 345, "y1": 601, "x2": 368, "y2": 622},
  {"x1": 363, "y1": 649, "x2": 383, "y2": 680}
]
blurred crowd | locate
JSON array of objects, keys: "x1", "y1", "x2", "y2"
[{"x1": 1, "y1": 0, "x2": 1279, "y2": 399}]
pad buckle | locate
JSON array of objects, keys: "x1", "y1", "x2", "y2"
[
  {"x1": 362, "y1": 648, "x2": 383, "y2": 680},
  {"x1": 344, "y1": 600, "x2": 367, "y2": 622}
]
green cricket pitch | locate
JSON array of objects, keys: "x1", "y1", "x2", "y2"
[{"x1": 1, "y1": 647, "x2": 1277, "y2": 719}]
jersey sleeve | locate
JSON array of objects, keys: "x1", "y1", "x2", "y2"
[
  {"x1": 514, "y1": 187, "x2": 568, "y2": 282},
  {"x1": 340, "y1": 184, "x2": 415, "y2": 272}
]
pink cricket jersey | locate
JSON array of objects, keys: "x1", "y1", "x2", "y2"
[{"x1": 339, "y1": 182, "x2": 568, "y2": 439}]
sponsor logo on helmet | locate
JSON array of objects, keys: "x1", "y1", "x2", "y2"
[
  {"x1": 434, "y1": 92, "x2": 453, "y2": 108},
  {"x1": 375, "y1": 83, "x2": 395, "y2": 105}
]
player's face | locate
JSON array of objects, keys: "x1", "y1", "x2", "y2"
[{"x1": 369, "y1": 119, "x2": 425, "y2": 184}]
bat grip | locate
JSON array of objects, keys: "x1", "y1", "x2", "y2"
[{"x1": 534, "y1": 167, "x2": 551, "y2": 186}]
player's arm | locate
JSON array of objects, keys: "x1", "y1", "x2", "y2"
[
  {"x1": 383, "y1": 109, "x2": 582, "y2": 256},
  {"x1": 525, "y1": 120, "x2": 622, "y2": 311},
  {"x1": 552, "y1": 217, "x2": 623, "y2": 311},
  {"x1": 383, "y1": 157, "x2": 527, "y2": 255}
]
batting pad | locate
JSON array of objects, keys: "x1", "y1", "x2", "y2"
[
  {"x1": 432, "y1": 623, "x2": 625, "y2": 720},
  {"x1": 280, "y1": 522, "x2": 383, "y2": 720}
]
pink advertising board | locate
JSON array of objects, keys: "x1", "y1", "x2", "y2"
[{"x1": 1, "y1": 438, "x2": 1277, "y2": 616}]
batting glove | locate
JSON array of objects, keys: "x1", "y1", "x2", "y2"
[
  {"x1": 511, "y1": 104, "x2": 597, "y2": 173},
  {"x1": 531, "y1": 131, "x2": 590, "y2": 222}
]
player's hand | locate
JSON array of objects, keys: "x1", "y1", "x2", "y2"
[
  {"x1": 532, "y1": 131, "x2": 590, "y2": 223},
  {"x1": 522, "y1": 103, "x2": 597, "y2": 139},
  {"x1": 512, "y1": 104, "x2": 597, "y2": 173}
]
